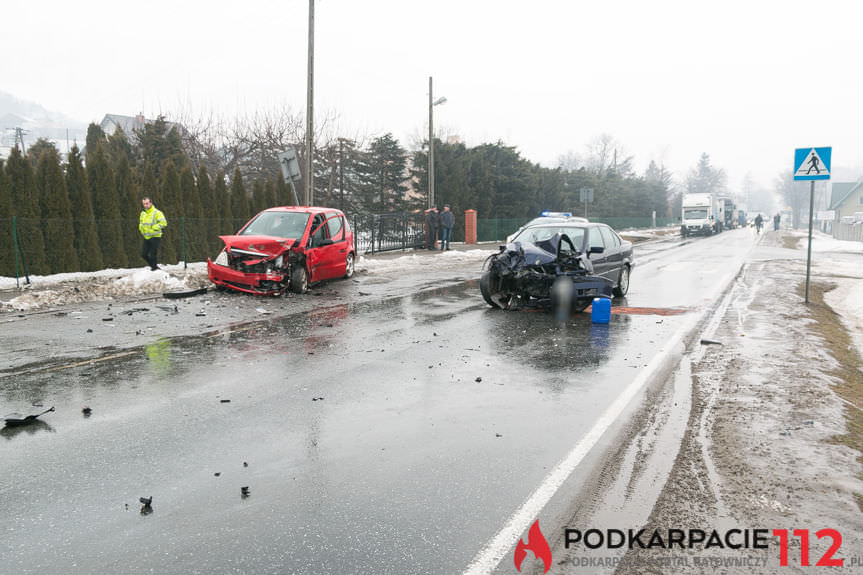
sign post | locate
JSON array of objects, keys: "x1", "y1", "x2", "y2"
[
  {"x1": 278, "y1": 148, "x2": 302, "y2": 205},
  {"x1": 793, "y1": 147, "x2": 831, "y2": 303},
  {"x1": 579, "y1": 188, "x2": 594, "y2": 219}
]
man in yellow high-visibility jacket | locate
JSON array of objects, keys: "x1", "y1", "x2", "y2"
[{"x1": 139, "y1": 197, "x2": 167, "y2": 271}]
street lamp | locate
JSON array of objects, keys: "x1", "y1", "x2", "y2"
[{"x1": 428, "y1": 76, "x2": 447, "y2": 209}]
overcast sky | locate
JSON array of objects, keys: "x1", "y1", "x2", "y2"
[{"x1": 5, "y1": 0, "x2": 862, "y2": 194}]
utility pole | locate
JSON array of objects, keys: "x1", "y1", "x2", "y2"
[
  {"x1": 339, "y1": 138, "x2": 345, "y2": 211},
  {"x1": 428, "y1": 76, "x2": 434, "y2": 210},
  {"x1": 304, "y1": 0, "x2": 315, "y2": 206},
  {"x1": 14, "y1": 127, "x2": 27, "y2": 153}
]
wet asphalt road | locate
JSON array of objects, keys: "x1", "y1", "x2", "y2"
[{"x1": 0, "y1": 229, "x2": 761, "y2": 574}]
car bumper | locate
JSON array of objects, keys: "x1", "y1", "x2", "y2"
[{"x1": 207, "y1": 259, "x2": 287, "y2": 295}]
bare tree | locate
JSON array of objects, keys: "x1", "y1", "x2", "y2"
[{"x1": 584, "y1": 134, "x2": 634, "y2": 177}]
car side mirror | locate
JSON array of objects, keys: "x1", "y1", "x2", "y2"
[
  {"x1": 319, "y1": 238, "x2": 334, "y2": 247},
  {"x1": 589, "y1": 246, "x2": 604, "y2": 254}
]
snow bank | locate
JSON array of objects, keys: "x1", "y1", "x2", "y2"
[{"x1": 0, "y1": 263, "x2": 207, "y2": 311}]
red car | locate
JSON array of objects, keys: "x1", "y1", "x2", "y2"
[{"x1": 207, "y1": 206, "x2": 355, "y2": 295}]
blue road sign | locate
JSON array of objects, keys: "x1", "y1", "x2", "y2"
[{"x1": 794, "y1": 147, "x2": 831, "y2": 181}]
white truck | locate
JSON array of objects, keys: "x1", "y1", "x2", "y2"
[{"x1": 681, "y1": 193, "x2": 723, "y2": 236}]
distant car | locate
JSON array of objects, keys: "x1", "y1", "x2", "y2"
[
  {"x1": 481, "y1": 222, "x2": 633, "y2": 313},
  {"x1": 506, "y1": 211, "x2": 589, "y2": 242},
  {"x1": 207, "y1": 206, "x2": 355, "y2": 295}
]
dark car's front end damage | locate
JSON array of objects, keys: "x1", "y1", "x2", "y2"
[
  {"x1": 480, "y1": 233, "x2": 612, "y2": 314},
  {"x1": 207, "y1": 235, "x2": 303, "y2": 295}
]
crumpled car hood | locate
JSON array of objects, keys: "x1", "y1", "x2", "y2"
[
  {"x1": 219, "y1": 235, "x2": 294, "y2": 256},
  {"x1": 495, "y1": 233, "x2": 592, "y2": 273}
]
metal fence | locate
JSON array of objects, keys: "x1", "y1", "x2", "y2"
[{"x1": 350, "y1": 212, "x2": 427, "y2": 254}]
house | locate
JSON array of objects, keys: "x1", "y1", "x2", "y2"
[
  {"x1": 99, "y1": 114, "x2": 184, "y2": 143},
  {"x1": 829, "y1": 181, "x2": 863, "y2": 222},
  {"x1": 829, "y1": 181, "x2": 863, "y2": 241}
]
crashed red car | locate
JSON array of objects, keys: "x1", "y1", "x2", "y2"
[{"x1": 207, "y1": 206, "x2": 355, "y2": 295}]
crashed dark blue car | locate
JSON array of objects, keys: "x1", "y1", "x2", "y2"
[{"x1": 481, "y1": 225, "x2": 630, "y2": 315}]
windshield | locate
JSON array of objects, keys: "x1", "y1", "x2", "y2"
[
  {"x1": 239, "y1": 211, "x2": 310, "y2": 238},
  {"x1": 513, "y1": 226, "x2": 586, "y2": 248},
  {"x1": 683, "y1": 208, "x2": 709, "y2": 219}
]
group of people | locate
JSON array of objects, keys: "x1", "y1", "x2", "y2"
[
  {"x1": 753, "y1": 213, "x2": 782, "y2": 234},
  {"x1": 425, "y1": 205, "x2": 454, "y2": 250}
]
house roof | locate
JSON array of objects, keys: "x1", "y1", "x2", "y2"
[
  {"x1": 830, "y1": 181, "x2": 862, "y2": 210},
  {"x1": 99, "y1": 114, "x2": 183, "y2": 140}
]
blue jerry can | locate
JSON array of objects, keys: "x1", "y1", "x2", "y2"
[{"x1": 591, "y1": 297, "x2": 611, "y2": 324}]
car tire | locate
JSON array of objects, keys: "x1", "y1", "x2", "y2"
[
  {"x1": 344, "y1": 252, "x2": 355, "y2": 278},
  {"x1": 480, "y1": 271, "x2": 512, "y2": 309},
  {"x1": 613, "y1": 265, "x2": 630, "y2": 297},
  {"x1": 290, "y1": 265, "x2": 308, "y2": 294}
]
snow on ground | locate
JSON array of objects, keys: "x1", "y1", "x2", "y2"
[
  {"x1": 355, "y1": 248, "x2": 491, "y2": 275},
  {"x1": 0, "y1": 263, "x2": 207, "y2": 312},
  {"x1": 796, "y1": 231, "x2": 863, "y2": 359}
]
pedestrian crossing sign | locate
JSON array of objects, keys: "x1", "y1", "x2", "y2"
[{"x1": 794, "y1": 147, "x2": 831, "y2": 181}]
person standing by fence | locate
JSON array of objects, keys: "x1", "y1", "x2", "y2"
[
  {"x1": 425, "y1": 206, "x2": 440, "y2": 250},
  {"x1": 439, "y1": 204, "x2": 454, "y2": 250},
  {"x1": 139, "y1": 196, "x2": 167, "y2": 271}
]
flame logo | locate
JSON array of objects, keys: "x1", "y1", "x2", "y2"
[{"x1": 514, "y1": 519, "x2": 552, "y2": 573}]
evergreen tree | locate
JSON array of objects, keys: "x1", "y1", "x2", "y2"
[
  {"x1": 27, "y1": 139, "x2": 61, "y2": 167},
  {"x1": 6, "y1": 147, "x2": 48, "y2": 274},
  {"x1": 196, "y1": 165, "x2": 221, "y2": 255},
  {"x1": 136, "y1": 116, "x2": 188, "y2": 184},
  {"x1": 86, "y1": 123, "x2": 108, "y2": 155},
  {"x1": 275, "y1": 173, "x2": 295, "y2": 207},
  {"x1": 355, "y1": 133, "x2": 409, "y2": 212},
  {"x1": 230, "y1": 168, "x2": 249, "y2": 227},
  {"x1": 262, "y1": 180, "x2": 277, "y2": 212},
  {"x1": 35, "y1": 144, "x2": 78, "y2": 273},
  {"x1": 87, "y1": 145, "x2": 127, "y2": 268},
  {"x1": 114, "y1": 153, "x2": 141, "y2": 262},
  {"x1": 66, "y1": 146, "x2": 103, "y2": 271},
  {"x1": 214, "y1": 171, "x2": 233, "y2": 234},
  {"x1": 180, "y1": 166, "x2": 205, "y2": 262},
  {"x1": 107, "y1": 126, "x2": 136, "y2": 172},
  {"x1": 425, "y1": 140, "x2": 470, "y2": 215},
  {"x1": 0, "y1": 159, "x2": 14, "y2": 276},
  {"x1": 251, "y1": 179, "x2": 266, "y2": 215},
  {"x1": 158, "y1": 162, "x2": 181, "y2": 264}
]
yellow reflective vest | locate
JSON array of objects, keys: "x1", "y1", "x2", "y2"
[{"x1": 139, "y1": 206, "x2": 167, "y2": 239}]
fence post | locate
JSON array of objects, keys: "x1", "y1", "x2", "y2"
[
  {"x1": 12, "y1": 216, "x2": 30, "y2": 287},
  {"x1": 13, "y1": 216, "x2": 19, "y2": 288},
  {"x1": 464, "y1": 209, "x2": 477, "y2": 244},
  {"x1": 181, "y1": 217, "x2": 187, "y2": 269}
]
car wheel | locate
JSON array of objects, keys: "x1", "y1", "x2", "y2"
[
  {"x1": 613, "y1": 265, "x2": 630, "y2": 297},
  {"x1": 344, "y1": 252, "x2": 355, "y2": 278},
  {"x1": 480, "y1": 271, "x2": 511, "y2": 309},
  {"x1": 290, "y1": 265, "x2": 308, "y2": 294}
]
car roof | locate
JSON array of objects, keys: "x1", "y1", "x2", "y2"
[
  {"x1": 263, "y1": 206, "x2": 343, "y2": 215},
  {"x1": 527, "y1": 221, "x2": 601, "y2": 229}
]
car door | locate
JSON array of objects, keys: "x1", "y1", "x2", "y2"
[
  {"x1": 322, "y1": 213, "x2": 350, "y2": 278},
  {"x1": 587, "y1": 226, "x2": 611, "y2": 280},
  {"x1": 599, "y1": 225, "x2": 623, "y2": 284},
  {"x1": 305, "y1": 214, "x2": 330, "y2": 281}
]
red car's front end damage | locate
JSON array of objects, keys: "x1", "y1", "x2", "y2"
[{"x1": 207, "y1": 235, "x2": 302, "y2": 295}]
